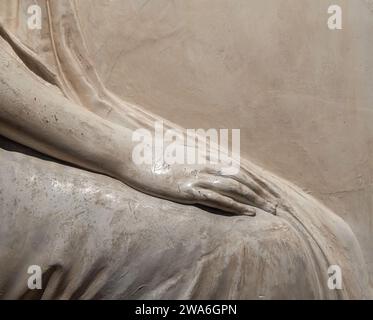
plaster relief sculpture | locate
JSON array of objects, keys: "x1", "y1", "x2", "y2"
[{"x1": 0, "y1": 0, "x2": 372, "y2": 299}]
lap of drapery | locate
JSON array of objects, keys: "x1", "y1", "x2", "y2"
[{"x1": 0, "y1": 144, "x2": 337, "y2": 299}]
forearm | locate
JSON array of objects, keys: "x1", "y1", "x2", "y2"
[{"x1": 0, "y1": 41, "x2": 134, "y2": 179}]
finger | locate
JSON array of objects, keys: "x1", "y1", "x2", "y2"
[
  {"x1": 224, "y1": 170, "x2": 279, "y2": 201},
  {"x1": 199, "y1": 164, "x2": 269, "y2": 196},
  {"x1": 198, "y1": 161, "x2": 280, "y2": 199},
  {"x1": 190, "y1": 188, "x2": 256, "y2": 216},
  {"x1": 199, "y1": 165, "x2": 278, "y2": 209},
  {"x1": 196, "y1": 177, "x2": 277, "y2": 215}
]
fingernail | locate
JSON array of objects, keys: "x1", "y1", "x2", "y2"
[
  {"x1": 266, "y1": 203, "x2": 278, "y2": 215},
  {"x1": 244, "y1": 208, "x2": 256, "y2": 216}
]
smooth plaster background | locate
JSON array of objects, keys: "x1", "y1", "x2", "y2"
[{"x1": 74, "y1": 0, "x2": 373, "y2": 287}]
